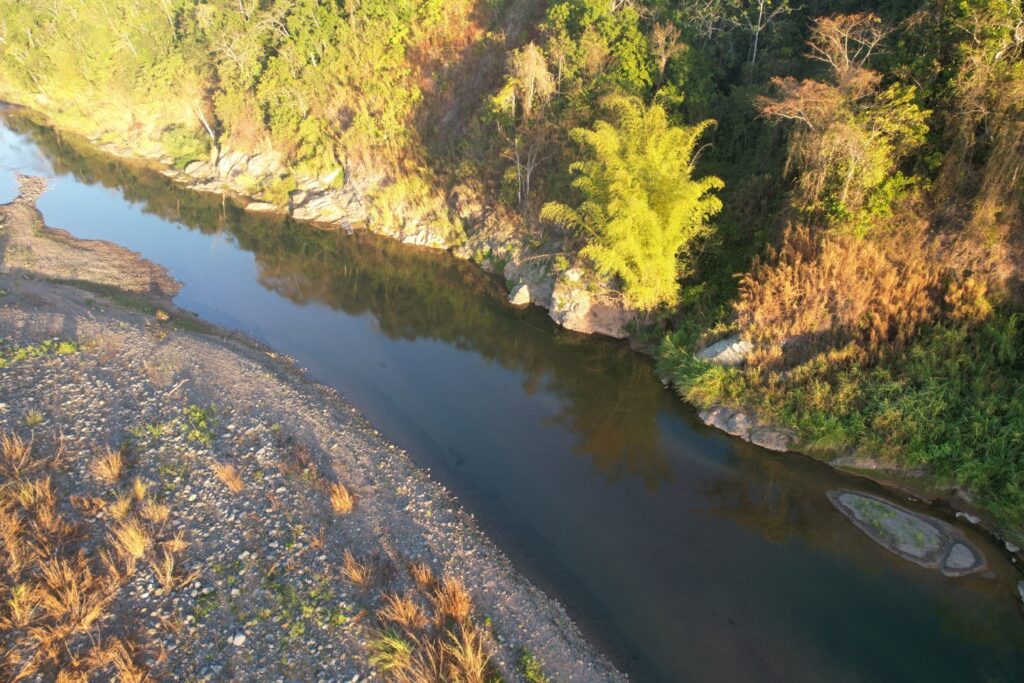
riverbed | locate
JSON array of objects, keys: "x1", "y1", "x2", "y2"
[{"x1": 2, "y1": 112, "x2": 1023, "y2": 682}]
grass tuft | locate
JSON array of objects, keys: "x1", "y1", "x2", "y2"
[
  {"x1": 341, "y1": 549, "x2": 372, "y2": 589},
  {"x1": 211, "y1": 462, "x2": 244, "y2": 494},
  {"x1": 327, "y1": 481, "x2": 354, "y2": 515},
  {"x1": 89, "y1": 447, "x2": 123, "y2": 484}
]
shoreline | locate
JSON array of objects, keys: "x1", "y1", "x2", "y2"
[{"x1": 0, "y1": 177, "x2": 625, "y2": 681}]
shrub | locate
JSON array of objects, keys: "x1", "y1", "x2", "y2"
[{"x1": 160, "y1": 125, "x2": 209, "y2": 169}]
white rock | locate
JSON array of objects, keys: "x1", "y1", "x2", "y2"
[
  {"x1": 696, "y1": 335, "x2": 753, "y2": 368},
  {"x1": 508, "y1": 283, "x2": 531, "y2": 307},
  {"x1": 230, "y1": 633, "x2": 246, "y2": 647}
]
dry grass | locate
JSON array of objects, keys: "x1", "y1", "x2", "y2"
[
  {"x1": 149, "y1": 548, "x2": 197, "y2": 593},
  {"x1": 327, "y1": 481, "x2": 355, "y2": 515},
  {"x1": 341, "y1": 549, "x2": 373, "y2": 588},
  {"x1": 379, "y1": 592, "x2": 429, "y2": 631},
  {"x1": 444, "y1": 623, "x2": 489, "y2": 683},
  {"x1": 736, "y1": 226, "x2": 944, "y2": 368},
  {"x1": 109, "y1": 519, "x2": 152, "y2": 573},
  {"x1": 0, "y1": 430, "x2": 173, "y2": 680},
  {"x1": 1, "y1": 433, "x2": 33, "y2": 479},
  {"x1": 430, "y1": 577, "x2": 472, "y2": 625},
  {"x1": 211, "y1": 462, "x2": 244, "y2": 494},
  {"x1": 139, "y1": 499, "x2": 171, "y2": 526},
  {"x1": 368, "y1": 570, "x2": 494, "y2": 683},
  {"x1": 89, "y1": 447, "x2": 123, "y2": 484},
  {"x1": 130, "y1": 477, "x2": 149, "y2": 501},
  {"x1": 408, "y1": 561, "x2": 435, "y2": 591}
]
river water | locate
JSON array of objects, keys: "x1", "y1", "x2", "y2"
[{"x1": 2, "y1": 113, "x2": 1023, "y2": 682}]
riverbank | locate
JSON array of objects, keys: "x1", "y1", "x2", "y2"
[{"x1": 0, "y1": 176, "x2": 623, "y2": 681}]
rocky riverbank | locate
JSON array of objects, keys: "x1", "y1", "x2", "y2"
[
  {"x1": 0, "y1": 176, "x2": 624, "y2": 681},
  {"x1": 1, "y1": 104, "x2": 635, "y2": 340}
]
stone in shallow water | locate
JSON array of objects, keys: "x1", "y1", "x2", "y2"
[
  {"x1": 944, "y1": 543, "x2": 978, "y2": 572},
  {"x1": 828, "y1": 490, "x2": 985, "y2": 576}
]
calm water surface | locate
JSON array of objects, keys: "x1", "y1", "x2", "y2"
[{"x1": 2, "y1": 113, "x2": 1023, "y2": 682}]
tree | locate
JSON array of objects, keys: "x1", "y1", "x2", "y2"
[
  {"x1": 733, "y1": 0, "x2": 794, "y2": 65},
  {"x1": 650, "y1": 22, "x2": 687, "y2": 83},
  {"x1": 542, "y1": 96, "x2": 723, "y2": 311},
  {"x1": 757, "y1": 13, "x2": 929, "y2": 227},
  {"x1": 507, "y1": 43, "x2": 556, "y2": 120}
]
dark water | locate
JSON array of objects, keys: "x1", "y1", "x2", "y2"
[{"x1": 2, "y1": 113, "x2": 1023, "y2": 682}]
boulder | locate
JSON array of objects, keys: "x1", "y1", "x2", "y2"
[
  {"x1": 508, "y1": 283, "x2": 531, "y2": 307},
  {"x1": 697, "y1": 335, "x2": 753, "y2": 368},
  {"x1": 749, "y1": 425, "x2": 795, "y2": 452},
  {"x1": 549, "y1": 280, "x2": 633, "y2": 339},
  {"x1": 183, "y1": 160, "x2": 211, "y2": 178},
  {"x1": 699, "y1": 406, "x2": 754, "y2": 439}
]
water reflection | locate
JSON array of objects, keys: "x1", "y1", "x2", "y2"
[{"x1": 3, "y1": 111, "x2": 677, "y2": 492}]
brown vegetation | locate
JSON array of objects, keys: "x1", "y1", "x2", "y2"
[
  {"x1": 368, "y1": 565, "x2": 494, "y2": 683},
  {"x1": 328, "y1": 481, "x2": 355, "y2": 515},
  {"x1": 0, "y1": 431, "x2": 191, "y2": 681},
  {"x1": 89, "y1": 446, "x2": 124, "y2": 484},
  {"x1": 211, "y1": 461, "x2": 245, "y2": 494},
  {"x1": 735, "y1": 226, "x2": 944, "y2": 367}
]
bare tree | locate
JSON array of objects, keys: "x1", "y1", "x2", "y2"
[
  {"x1": 508, "y1": 43, "x2": 556, "y2": 120},
  {"x1": 651, "y1": 23, "x2": 687, "y2": 82},
  {"x1": 807, "y1": 13, "x2": 890, "y2": 77}
]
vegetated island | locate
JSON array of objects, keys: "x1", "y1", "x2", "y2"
[
  {"x1": 1, "y1": 0, "x2": 1020, "y2": 539},
  {"x1": 0, "y1": 176, "x2": 620, "y2": 681}
]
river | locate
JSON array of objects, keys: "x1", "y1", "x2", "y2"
[{"x1": 2, "y1": 112, "x2": 1023, "y2": 682}]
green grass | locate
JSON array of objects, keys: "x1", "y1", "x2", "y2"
[
  {"x1": 518, "y1": 650, "x2": 551, "y2": 683},
  {"x1": 183, "y1": 404, "x2": 216, "y2": 446},
  {"x1": 660, "y1": 313, "x2": 1024, "y2": 525},
  {"x1": 0, "y1": 338, "x2": 79, "y2": 368}
]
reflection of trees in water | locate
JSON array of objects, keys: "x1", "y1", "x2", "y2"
[
  {"x1": 701, "y1": 453, "x2": 816, "y2": 546},
  {"x1": 6, "y1": 113, "x2": 675, "y2": 490}
]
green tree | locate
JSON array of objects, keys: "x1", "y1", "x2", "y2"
[{"x1": 542, "y1": 96, "x2": 723, "y2": 311}]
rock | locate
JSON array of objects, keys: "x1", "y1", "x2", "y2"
[
  {"x1": 955, "y1": 511, "x2": 982, "y2": 525},
  {"x1": 828, "y1": 491, "x2": 986, "y2": 576},
  {"x1": 244, "y1": 201, "x2": 278, "y2": 213},
  {"x1": 1018, "y1": 581, "x2": 1024, "y2": 603},
  {"x1": 1006, "y1": 541, "x2": 1021, "y2": 554},
  {"x1": 508, "y1": 283, "x2": 531, "y2": 307},
  {"x1": 696, "y1": 335, "x2": 753, "y2": 368},
  {"x1": 943, "y1": 543, "x2": 979, "y2": 573},
  {"x1": 549, "y1": 279, "x2": 633, "y2": 339},
  {"x1": 183, "y1": 161, "x2": 210, "y2": 177},
  {"x1": 699, "y1": 406, "x2": 752, "y2": 439},
  {"x1": 749, "y1": 425, "x2": 794, "y2": 452},
  {"x1": 230, "y1": 633, "x2": 246, "y2": 647}
]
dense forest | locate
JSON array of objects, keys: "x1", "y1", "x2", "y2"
[{"x1": 1, "y1": 0, "x2": 1022, "y2": 521}]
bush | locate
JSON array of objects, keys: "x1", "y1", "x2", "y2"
[{"x1": 160, "y1": 125, "x2": 209, "y2": 169}]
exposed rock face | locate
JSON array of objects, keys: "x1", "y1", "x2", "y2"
[
  {"x1": 698, "y1": 405, "x2": 795, "y2": 452},
  {"x1": 697, "y1": 335, "x2": 753, "y2": 367},
  {"x1": 508, "y1": 283, "x2": 531, "y2": 307},
  {"x1": 549, "y1": 278, "x2": 634, "y2": 339},
  {"x1": 827, "y1": 491, "x2": 986, "y2": 576}
]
